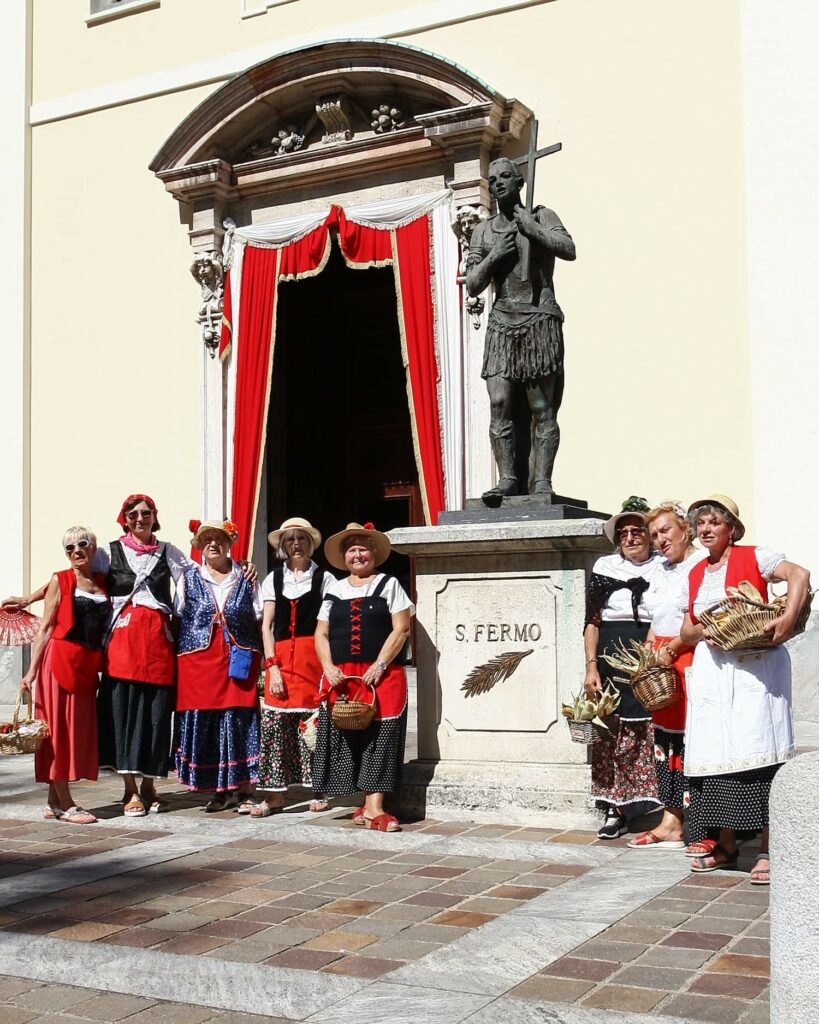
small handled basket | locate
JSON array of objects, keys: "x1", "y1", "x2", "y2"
[
  {"x1": 567, "y1": 719, "x2": 597, "y2": 744},
  {"x1": 631, "y1": 666, "x2": 681, "y2": 713},
  {"x1": 0, "y1": 689, "x2": 49, "y2": 756},
  {"x1": 329, "y1": 676, "x2": 377, "y2": 731}
]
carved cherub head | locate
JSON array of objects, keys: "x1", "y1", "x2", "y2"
[{"x1": 190, "y1": 253, "x2": 223, "y2": 294}]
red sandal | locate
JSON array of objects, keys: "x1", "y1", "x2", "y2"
[
  {"x1": 351, "y1": 805, "x2": 366, "y2": 825},
  {"x1": 685, "y1": 837, "x2": 718, "y2": 858},
  {"x1": 364, "y1": 813, "x2": 401, "y2": 832}
]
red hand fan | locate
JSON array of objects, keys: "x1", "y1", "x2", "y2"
[{"x1": 0, "y1": 608, "x2": 41, "y2": 647}]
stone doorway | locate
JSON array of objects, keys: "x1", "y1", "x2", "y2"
[{"x1": 264, "y1": 245, "x2": 419, "y2": 590}]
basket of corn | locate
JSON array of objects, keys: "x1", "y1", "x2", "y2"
[
  {"x1": 602, "y1": 639, "x2": 680, "y2": 712},
  {"x1": 699, "y1": 581, "x2": 813, "y2": 653},
  {"x1": 561, "y1": 685, "x2": 620, "y2": 744}
]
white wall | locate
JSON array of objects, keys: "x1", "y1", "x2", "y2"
[
  {"x1": 742, "y1": 0, "x2": 819, "y2": 572},
  {"x1": 0, "y1": 0, "x2": 31, "y2": 699}
]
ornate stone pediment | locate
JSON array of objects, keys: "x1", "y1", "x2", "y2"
[{"x1": 151, "y1": 40, "x2": 531, "y2": 252}]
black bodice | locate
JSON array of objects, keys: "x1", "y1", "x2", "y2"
[
  {"x1": 65, "y1": 594, "x2": 110, "y2": 651},
  {"x1": 328, "y1": 575, "x2": 402, "y2": 664},
  {"x1": 107, "y1": 540, "x2": 173, "y2": 608},
  {"x1": 272, "y1": 566, "x2": 327, "y2": 641}
]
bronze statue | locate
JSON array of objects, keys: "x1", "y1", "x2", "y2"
[{"x1": 466, "y1": 153, "x2": 575, "y2": 501}]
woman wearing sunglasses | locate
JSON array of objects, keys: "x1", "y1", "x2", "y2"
[
  {"x1": 7, "y1": 495, "x2": 190, "y2": 816},
  {"x1": 19, "y1": 528, "x2": 110, "y2": 823}
]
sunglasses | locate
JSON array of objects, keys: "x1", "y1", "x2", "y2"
[
  {"x1": 65, "y1": 540, "x2": 91, "y2": 554},
  {"x1": 125, "y1": 510, "x2": 154, "y2": 521},
  {"x1": 618, "y1": 528, "x2": 646, "y2": 539}
]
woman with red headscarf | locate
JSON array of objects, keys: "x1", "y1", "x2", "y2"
[{"x1": 5, "y1": 495, "x2": 191, "y2": 817}]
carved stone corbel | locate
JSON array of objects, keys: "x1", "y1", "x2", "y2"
[
  {"x1": 451, "y1": 204, "x2": 489, "y2": 329},
  {"x1": 190, "y1": 251, "x2": 225, "y2": 358}
]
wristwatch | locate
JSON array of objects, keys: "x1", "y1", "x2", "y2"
[{"x1": 376, "y1": 659, "x2": 388, "y2": 672}]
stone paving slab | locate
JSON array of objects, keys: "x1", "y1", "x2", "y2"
[{"x1": 0, "y1": 769, "x2": 773, "y2": 1024}]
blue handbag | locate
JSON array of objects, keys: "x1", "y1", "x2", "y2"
[{"x1": 228, "y1": 644, "x2": 253, "y2": 680}]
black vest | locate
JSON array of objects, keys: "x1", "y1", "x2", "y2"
[
  {"x1": 272, "y1": 566, "x2": 327, "y2": 641},
  {"x1": 328, "y1": 576, "x2": 402, "y2": 664},
  {"x1": 107, "y1": 540, "x2": 173, "y2": 609}
]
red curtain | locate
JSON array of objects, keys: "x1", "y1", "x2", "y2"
[
  {"x1": 229, "y1": 245, "x2": 278, "y2": 560},
  {"x1": 228, "y1": 208, "x2": 446, "y2": 555},
  {"x1": 393, "y1": 216, "x2": 446, "y2": 524}
]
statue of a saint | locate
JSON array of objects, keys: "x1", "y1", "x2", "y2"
[{"x1": 466, "y1": 157, "x2": 576, "y2": 501}]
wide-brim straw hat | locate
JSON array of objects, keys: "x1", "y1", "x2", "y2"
[
  {"x1": 267, "y1": 517, "x2": 322, "y2": 551},
  {"x1": 603, "y1": 496, "x2": 651, "y2": 546},
  {"x1": 687, "y1": 494, "x2": 746, "y2": 541},
  {"x1": 324, "y1": 522, "x2": 391, "y2": 571},
  {"x1": 191, "y1": 519, "x2": 239, "y2": 549}
]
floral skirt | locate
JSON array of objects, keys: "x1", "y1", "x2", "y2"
[
  {"x1": 257, "y1": 708, "x2": 314, "y2": 792},
  {"x1": 174, "y1": 708, "x2": 259, "y2": 792},
  {"x1": 591, "y1": 719, "x2": 661, "y2": 819},
  {"x1": 654, "y1": 727, "x2": 688, "y2": 810}
]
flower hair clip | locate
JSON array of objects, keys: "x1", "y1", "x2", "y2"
[
  {"x1": 223, "y1": 520, "x2": 239, "y2": 541},
  {"x1": 656, "y1": 500, "x2": 687, "y2": 519},
  {"x1": 362, "y1": 521, "x2": 375, "y2": 530},
  {"x1": 189, "y1": 519, "x2": 202, "y2": 535}
]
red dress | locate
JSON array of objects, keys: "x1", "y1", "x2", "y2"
[{"x1": 35, "y1": 570, "x2": 109, "y2": 783}]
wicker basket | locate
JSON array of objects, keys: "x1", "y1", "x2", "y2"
[
  {"x1": 0, "y1": 690, "x2": 49, "y2": 756},
  {"x1": 700, "y1": 590, "x2": 813, "y2": 653},
  {"x1": 330, "y1": 676, "x2": 377, "y2": 731},
  {"x1": 567, "y1": 719, "x2": 597, "y2": 744},
  {"x1": 631, "y1": 666, "x2": 681, "y2": 712}
]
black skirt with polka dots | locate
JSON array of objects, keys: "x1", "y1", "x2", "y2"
[
  {"x1": 311, "y1": 704, "x2": 407, "y2": 796},
  {"x1": 687, "y1": 763, "x2": 781, "y2": 836}
]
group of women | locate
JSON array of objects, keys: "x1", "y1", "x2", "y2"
[
  {"x1": 584, "y1": 493, "x2": 809, "y2": 884},
  {"x1": 10, "y1": 497, "x2": 413, "y2": 833}
]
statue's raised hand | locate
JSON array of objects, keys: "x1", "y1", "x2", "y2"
[{"x1": 490, "y1": 229, "x2": 518, "y2": 264}]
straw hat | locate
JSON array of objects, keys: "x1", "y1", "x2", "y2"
[
  {"x1": 267, "y1": 517, "x2": 322, "y2": 552},
  {"x1": 324, "y1": 522, "x2": 391, "y2": 571},
  {"x1": 687, "y1": 494, "x2": 746, "y2": 541},
  {"x1": 603, "y1": 496, "x2": 651, "y2": 546},
  {"x1": 190, "y1": 519, "x2": 239, "y2": 549}
]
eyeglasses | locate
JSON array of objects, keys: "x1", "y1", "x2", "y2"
[
  {"x1": 125, "y1": 510, "x2": 154, "y2": 521},
  {"x1": 65, "y1": 540, "x2": 91, "y2": 553},
  {"x1": 618, "y1": 528, "x2": 646, "y2": 539}
]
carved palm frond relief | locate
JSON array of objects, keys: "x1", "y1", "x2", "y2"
[{"x1": 461, "y1": 649, "x2": 533, "y2": 698}]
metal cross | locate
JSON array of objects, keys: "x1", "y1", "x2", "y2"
[{"x1": 511, "y1": 119, "x2": 562, "y2": 282}]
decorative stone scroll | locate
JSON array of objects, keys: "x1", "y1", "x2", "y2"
[
  {"x1": 190, "y1": 251, "x2": 225, "y2": 357},
  {"x1": 316, "y1": 96, "x2": 354, "y2": 144},
  {"x1": 240, "y1": 124, "x2": 306, "y2": 161},
  {"x1": 451, "y1": 204, "x2": 489, "y2": 329}
]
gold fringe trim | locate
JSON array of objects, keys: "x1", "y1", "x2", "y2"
[
  {"x1": 247, "y1": 255, "x2": 280, "y2": 559},
  {"x1": 391, "y1": 228, "x2": 432, "y2": 526},
  {"x1": 277, "y1": 233, "x2": 333, "y2": 283}
]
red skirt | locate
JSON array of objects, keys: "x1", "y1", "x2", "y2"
[
  {"x1": 34, "y1": 643, "x2": 98, "y2": 783},
  {"x1": 177, "y1": 629, "x2": 260, "y2": 712},
  {"x1": 264, "y1": 635, "x2": 322, "y2": 711},
  {"x1": 651, "y1": 635, "x2": 692, "y2": 733},
  {"x1": 319, "y1": 661, "x2": 407, "y2": 721},
  {"x1": 104, "y1": 604, "x2": 175, "y2": 685}
]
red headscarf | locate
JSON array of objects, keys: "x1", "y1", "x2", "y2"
[{"x1": 117, "y1": 493, "x2": 161, "y2": 532}]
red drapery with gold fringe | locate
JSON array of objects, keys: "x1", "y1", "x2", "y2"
[{"x1": 228, "y1": 205, "x2": 445, "y2": 559}]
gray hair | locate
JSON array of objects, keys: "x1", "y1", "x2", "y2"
[
  {"x1": 277, "y1": 528, "x2": 315, "y2": 561},
  {"x1": 62, "y1": 525, "x2": 97, "y2": 549},
  {"x1": 688, "y1": 503, "x2": 740, "y2": 539}
]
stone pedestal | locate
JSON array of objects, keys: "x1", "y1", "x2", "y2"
[{"x1": 388, "y1": 518, "x2": 610, "y2": 827}]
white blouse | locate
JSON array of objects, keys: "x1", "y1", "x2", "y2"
[
  {"x1": 174, "y1": 562, "x2": 263, "y2": 619},
  {"x1": 260, "y1": 561, "x2": 335, "y2": 603},
  {"x1": 318, "y1": 574, "x2": 415, "y2": 621},
  {"x1": 592, "y1": 552, "x2": 662, "y2": 623},
  {"x1": 93, "y1": 542, "x2": 190, "y2": 617},
  {"x1": 691, "y1": 546, "x2": 786, "y2": 619},
  {"x1": 647, "y1": 549, "x2": 707, "y2": 636}
]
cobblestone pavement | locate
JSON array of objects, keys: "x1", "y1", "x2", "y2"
[{"x1": 0, "y1": 769, "x2": 770, "y2": 1024}]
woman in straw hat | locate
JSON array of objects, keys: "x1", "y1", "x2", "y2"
[
  {"x1": 19, "y1": 526, "x2": 109, "y2": 824},
  {"x1": 174, "y1": 519, "x2": 263, "y2": 812},
  {"x1": 251, "y1": 518, "x2": 334, "y2": 818},
  {"x1": 583, "y1": 497, "x2": 663, "y2": 839},
  {"x1": 629, "y1": 501, "x2": 706, "y2": 851},
  {"x1": 313, "y1": 523, "x2": 414, "y2": 832},
  {"x1": 679, "y1": 495, "x2": 809, "y2": 882}
]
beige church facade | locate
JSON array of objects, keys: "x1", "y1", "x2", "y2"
[{"x1": 2, "y1": 1, "x2": 818, "y2": 718}]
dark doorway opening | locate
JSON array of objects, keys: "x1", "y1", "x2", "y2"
[{"x1": 265, "y1": 245, "x2": 420, "y2": 596}]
